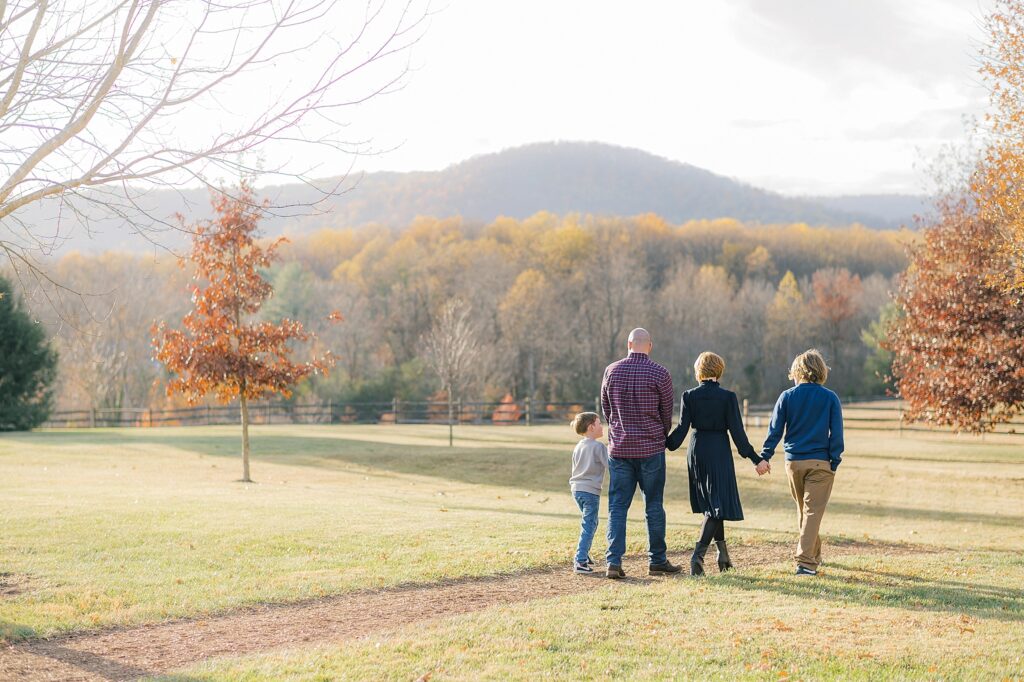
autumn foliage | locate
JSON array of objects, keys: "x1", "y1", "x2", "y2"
[
  {"x1": 882, "y1": 0, "x2": 1024, "y2": 432},
  {"x1": 887, "y1": 201, "x2": 1024, "y2": 432},
  {"x1": 978, "y1": 0, "x2": 1024, "y2": 291},
  {"x1": 31, "y1": 214, "x2": 901, "y2": 414},
  {"x1": 152, "y1": 182, "x2": 334, "y2": 479}
]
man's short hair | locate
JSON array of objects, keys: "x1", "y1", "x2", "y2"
[
  {"x1": 694, "y1": 351, "x2": 725, "y2": 381},
  {"x1": 571, "y1": 411, "x2": 600, "y2": 435},
  {"x1": 789, "y1": 349, "x2": 829, "y2": 384}
]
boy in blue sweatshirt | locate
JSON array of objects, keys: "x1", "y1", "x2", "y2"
[{"x1": 759, "y1": 349, "x2": 844, "y2": 576}]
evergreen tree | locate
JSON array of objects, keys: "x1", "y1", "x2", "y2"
[
  {"x1": 0, "y1": 277, "x2": 58, "y2": 430},
  {"x1": 860, "y1": 302, "x2": 898, "y2": 396}
]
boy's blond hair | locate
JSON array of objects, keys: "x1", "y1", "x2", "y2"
[
  {"x1": 789, "y1": 349, "x2": 829, "y2": 384},
  {"x1": 571, "y1": 411, "x2": 600, "y2": 436},
  {"x1": 694, "y1": 351, "x2": 725, "y2": 381}
]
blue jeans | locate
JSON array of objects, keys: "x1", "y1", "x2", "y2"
[
  {"x1": 573, "y1": 491, "x2": 600, "y2": 564},
  {"x1": 605, "y1": 452, "x2": 667, "y2": 566}
]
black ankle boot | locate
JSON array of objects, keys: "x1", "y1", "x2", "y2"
[
  {"x1": 716, "y1": 540, "x2": 733, "y2": 572},
  {"x1": 690, "y1": 542, "x2": 709, "y2": 576}
]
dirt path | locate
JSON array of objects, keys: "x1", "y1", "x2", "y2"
[{"x1": 0, "y1": 541, "x2": 928, "y2": 681}]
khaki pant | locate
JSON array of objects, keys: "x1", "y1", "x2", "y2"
[{"x1": 785, "y1": 459, "x2": 836, "y2": 570}]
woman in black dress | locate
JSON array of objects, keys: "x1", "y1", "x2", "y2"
[{"x1": 666, "y1": 352, "x2": 765, "y2": 575}]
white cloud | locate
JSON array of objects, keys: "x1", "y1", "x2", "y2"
[{"x1": 264, "y1": 0, "x2": 997, "y2": 196}]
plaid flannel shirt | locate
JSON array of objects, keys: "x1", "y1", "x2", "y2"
[{"x1": 600, "y1": 352, "x2": 674, "y2": 458}]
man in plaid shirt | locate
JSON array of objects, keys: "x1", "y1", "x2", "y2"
[{"x1": 601, "y1": 328, "x2": 682, "y2": 577}]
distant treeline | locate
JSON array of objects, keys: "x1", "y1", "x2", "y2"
[{"x1": 32, "y1": 213, "x2": 909, "y2": 411}]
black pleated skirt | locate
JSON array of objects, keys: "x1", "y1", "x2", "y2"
[{"x1": 687, "y1": 430, "x2": 744, "y2": 521}]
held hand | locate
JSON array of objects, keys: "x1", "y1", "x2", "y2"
[{"x1": 755, "y1": 460, "x2": 771, "y2": 476}]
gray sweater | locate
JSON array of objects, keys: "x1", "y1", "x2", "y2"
[{"x1": 570, "y1": 438, "x2": 608, "y2": 495}]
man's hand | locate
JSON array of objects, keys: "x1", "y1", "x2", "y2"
[{"x1": 755, "y1": 460, "x2": 771, "y2": 476}]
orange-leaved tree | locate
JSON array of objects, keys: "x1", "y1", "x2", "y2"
[
  {"x1": 885, "y1": 0, "x2": 1024, "y2": 431},
  {"x1": 886, "y1": 199, "x2": 1024, "y2": 432},
  {"x1": 153, "y1": 182, "x2": 336, "y2": 482},
  {"x1": 978, "y1": 0, "x2": 1024, "y2": 290}
]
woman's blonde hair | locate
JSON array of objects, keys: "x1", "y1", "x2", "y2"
[
  {"x1": 694, "y1": 351, "x2": 725, "y2": 381},
  {"x1": 789, "y1": 349, "x2": 829, "y2": 384}
]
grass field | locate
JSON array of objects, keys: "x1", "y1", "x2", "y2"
[{"x1": 1, "y1": 423, "x2": 1022, "y2": 680}]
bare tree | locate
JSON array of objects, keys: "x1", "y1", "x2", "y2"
[
  {"x1": 423, "y1": 298, "x2": 479, "y2": 447},
  {"x1": 0, "y1": 0, "x2": 430, "y2": 290},
  {"x1": 45, "y1": 252, "x2": 185, "y2": 409},
  {"x1": 585, "y1": 224, "x2": 646, "y2": 372}
]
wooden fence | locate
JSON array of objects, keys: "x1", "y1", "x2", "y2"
[
  {"x1": 41, "y1": 397, "x2": 1024, "y2": 436},
  {"x1": 41, "y1": 397, "x2": 604, "y2": 429}
]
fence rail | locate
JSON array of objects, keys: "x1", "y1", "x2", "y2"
[
  {"x1": 40, "y1": 397, "x2": 1024, "y2": 436},
  {"x1": 41, "y1": 398, "x2": 604, "y2": 429}
]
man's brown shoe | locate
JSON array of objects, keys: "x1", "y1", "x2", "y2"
[
  {"x1": 606, "y1": 564, "x2": 625, "y2": 579},
  {"x1": 649, "y1": 560, "x2": 683, "y2": 575}
]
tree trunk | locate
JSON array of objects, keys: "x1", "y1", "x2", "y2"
[
  {"x1": 527, "y1": 350, "x2": 536, "y2": 406},
  {"x1": 448, "y1": 387, "x2": 454, "y2": 448},
  {"x1": 239, "y1": 389, "x2": 252, "y2": 482}
]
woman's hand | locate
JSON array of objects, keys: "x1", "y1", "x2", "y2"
[{"x1": 755, "y1": 460, "x2": 771, "y2": 476}]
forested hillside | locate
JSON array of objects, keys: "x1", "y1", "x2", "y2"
[
  {"x1": 16, "y1": 142, "x2": 923, "y2": 255},
  {"x1": 33, "y1": 213, "x2": 909, "y2": 411}
]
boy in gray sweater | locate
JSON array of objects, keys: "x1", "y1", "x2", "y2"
[{"x1": 569, "y1": 411, "x2": 608, "y2": 574}]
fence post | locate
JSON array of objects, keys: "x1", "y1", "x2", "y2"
[
  {"x1": 328, "y1": 401, "x2": 334, "y2": 424},
  {"x1": 393, "y1": 397, "x2": 400, "y2": 425},
  {"x1": 525, "y1": 397, "x2": 532, "y2": 427},
  {"x1": 89, "y1": 408, "x2": 96, "y2": 429},
  {"x1": 743, "y1": 398, "x2": 749, "y2": 430},
  {"x1": 898, "y1": 407, "x2": 903, "y2": 438},
  {"x1": 457, "y1": 397, "x2": 463, "y2": 424},
  {"x1": 595, "y1": 396, "x2": 600, "y2": 416}
]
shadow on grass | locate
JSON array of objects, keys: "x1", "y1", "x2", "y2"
[
  {"x1": 811, "y1": 499, "x2": 1020, "y2": 529},
  {"x1": 842, "y1": 450, "x2": 1023, "y2": 466},
  {"x1": 716, "y1": 560, "x2": 1024, "y2": 623},
  {"x1": 29, "y1": 644, "x2": 162, "y2": 680},
  {"x1": 8, "y1": 428, "x2": 1024, "y2": 530},
  {"x1": 0, "y1": 622, "x2": 170, "y2": 682},
  {"x1": 844, "y1": 564, "x2": 1024, "y2": 603},
  {"x1": 2, "y1": 429, "x2": 582, "y2": 494},
  {"x1": 1, "y1": 545, "x2": 978, "y2": 680}
]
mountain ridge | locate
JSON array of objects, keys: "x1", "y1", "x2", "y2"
[{"x1": 17, "y1": 141, "x2": 927, "y2": 255}]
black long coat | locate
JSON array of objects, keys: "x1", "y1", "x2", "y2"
[{"x1": 666, "y1": 380, "x2": 761, "y2": 520}]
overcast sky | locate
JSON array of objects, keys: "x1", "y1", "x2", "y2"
[{"x1": 328, "y1": 0, "x2": 993, "y2": 196}]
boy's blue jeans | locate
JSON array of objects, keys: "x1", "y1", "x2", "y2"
[
  {"x1": 605, "y1": 452, "x2": 667, "y2": 567},
  {"x1": 573, "y1": 491, "x2": 600, "y2": 564}
]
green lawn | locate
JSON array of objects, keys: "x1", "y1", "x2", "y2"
[{"x1": 2, "y1": 424, "x2": 1022, "y2": 680}]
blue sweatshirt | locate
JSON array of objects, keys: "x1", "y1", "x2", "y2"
[{"x1": 760, "y1": 383, "x2": 844, "y2": 471}]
